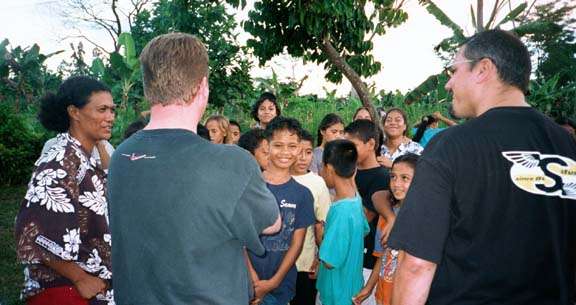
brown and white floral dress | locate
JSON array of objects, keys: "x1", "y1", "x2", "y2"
[{"x1": 15, "y1": 133, "x2": 114, "y2": 304}]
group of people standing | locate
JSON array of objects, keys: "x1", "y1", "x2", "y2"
[{"x1": 14, "y1": 29, "x2": 575, "y2": 305}]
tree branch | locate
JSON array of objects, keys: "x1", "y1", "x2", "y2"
[
  {"x1": 111, "y1": 0, "x2": 122, "y2": 51},
  {"x1": 60, "y1": 31, "x2": 112, "y2": 54},
  {"x1": 477, "y1": 0, "x2": 484, "y2": 32},
  {"x1": 318, "y1": 36, "x2": 376, "y2": 117}
]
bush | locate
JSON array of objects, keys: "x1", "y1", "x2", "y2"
[{"x1": 0, "y1": 104, "x2": 45, "y2": 185}]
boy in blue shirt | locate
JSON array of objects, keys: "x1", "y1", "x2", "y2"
[
  {"x1": 317, "y1": 139, "x2": 370, "y2": 305},
  {"x1": 247, "y1": 116, "x2": 316, "y2": 305}
]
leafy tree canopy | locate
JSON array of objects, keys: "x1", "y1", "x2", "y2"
[
  {"x1": 131, "y1": 0, "x2": 255, "y2": 107},
  {"x1": 522, "y1": 1, "x2": 576, "y2": 87},
  {"x1": 243, "y1": 0, "x2": 408, "y2": 117}
]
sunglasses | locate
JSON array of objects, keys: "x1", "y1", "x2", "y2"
[{"x1": 444, "y1": 59, "x2": 480, "y2": 79}]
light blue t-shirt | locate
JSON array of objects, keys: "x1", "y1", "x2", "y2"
[
  {"x1": 412, "y1": 127, "x2": 446, "y2": 147},
  {"x1": 317, "y1": 194, "x2": 369, "y2": 305}
]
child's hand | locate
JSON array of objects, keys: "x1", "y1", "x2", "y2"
[
  {"x1": 253, "y1": 279, "x2": 277, "y2": 303},
  {"x1": 250, "y1": 294, "x2": 261, "y2": 305},
  {"x1": 352, "y1": 286, "x2": 372, "y2": 305},
  {"x1": 379, "y1": 217, "x2": 396, "y2": 248},
  {"x1": 308, "y1": 258, "x2": 319, "y2": 280},
  {"x1": 402, "y1": 135, "x2": 411, "y2": 145},
  {"x1": 377, "y1": 156, "x2": 393, "y2": 169}
]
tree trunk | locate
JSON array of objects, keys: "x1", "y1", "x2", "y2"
[
  {"x1": 319, "y1": 37, "x2": 378, "y2": 121},
  {"x1": 477, "y1": 0, "x2": 484, "y2": 32}
]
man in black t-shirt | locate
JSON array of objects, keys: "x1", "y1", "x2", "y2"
[{"x1": 389, "y1": 30, "x2": 576, "y2": 305}]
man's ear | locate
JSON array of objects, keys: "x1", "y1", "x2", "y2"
[
  {"x1": 475, "y1": 58, "x2": 495, "y2": 83},
  {"x1": 192, "y1": 77, "x2": 209, "y2": 113}
]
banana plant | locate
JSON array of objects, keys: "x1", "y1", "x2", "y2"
[
  {"x1": 406, "y1": 0, "x2": 535, "y2": 104},
  {"x1": 0, "y1": 39, "x2": 63, "y2": 112},
  {"x1": 102, "y1": 32, "x2": 143, "y2": 110}
]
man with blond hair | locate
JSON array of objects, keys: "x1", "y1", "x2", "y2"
[
  {"x1": 108, "y1": 33, "x2": 281, "y2": 305},
  {"x1": 388, "y1": 29, "x2": 576, "y2": 305}
]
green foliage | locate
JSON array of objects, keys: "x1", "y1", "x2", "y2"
[
  {"x1": 418, "y1": 0, "x2": 532, "y2": 60},
  {"x1": 522, "y1": 1, "x2": 576, "y2": 88},
  {"x1": 102, "y1": 33, "x2": 144, "y2": 112},
  {"x1": 527, "y1": 76, "x2": 576, "y2": 120},
  {"x1": 131, "y1": 0, "x2": 256, "y2": 107},
  {"x1": 109, "y1": 102, "x2": 142, "y2": 147},
  {"x1": 0, "y1": 39, "x2": 62, "y2": 112},
  {"x1": 0, "y1": 103, "x2": 46, "y2": 186},
  {"x1": 0, "y1": 185, "x2": 26, "y2": 305},
  {"x1": 244, "y1": 0, "x2": 408, "y2": 84},
  {"x1": 57, "y1": 42, "x2": 93, "y2": 77},
  {"x1": 254, "y1": 68, "x2": 307, "y2": 107},
  {"x1": 404, "y1": 73, "x2": 450, "y2": 104}
]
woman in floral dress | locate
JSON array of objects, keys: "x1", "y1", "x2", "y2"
[
  {"x1": 378, "y1": 108, "x2": 423, "y2": 169},
  {"x1": 15, "y1": 76, "x2": 116, "y2": 305}
]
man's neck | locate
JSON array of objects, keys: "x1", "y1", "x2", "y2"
[
  {"x1": 145, "y1": 102, "x2": 202, "y2": 132},
  {"x1": 264, "y1": 166, "x2": 292, "y2": 185},
  {"x1": 358, "y1": 155, "x2": 380, "y2": 170},
  {"x1": 474, "y1": 84, "x2": 529, "y2": 117},
  {"x1": 333, "y1": 178, "x2": 357, "y2": 202}
]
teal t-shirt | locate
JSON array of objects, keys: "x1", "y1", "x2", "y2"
[
  {"x1": 412, "y1": 127, "x2": 446, "y2": 147},
  {"x1": 317, "y1": 194, "x2": 369, "y2": 305}
]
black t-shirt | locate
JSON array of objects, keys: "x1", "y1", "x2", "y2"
[
  {"x1": 355, "y1": 166, "x2": 390, "y2": 269},
  {"x1": 389, "y1": 107, "x2": 576, "y2": 305}
]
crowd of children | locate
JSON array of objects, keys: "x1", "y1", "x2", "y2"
[
  {"x1": 18, "y1": 31, "x2": 575, "y2": 305},
  {"x1": 31, "y1": 86, "x2": 438, "y2": 305},
  {"x1": 183, "y1": 91, "x2": 431, "y2": 305}
]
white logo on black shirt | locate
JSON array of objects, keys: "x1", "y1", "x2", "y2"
[
  {"x1": 279, "y1": 199, "x2": 297, "y2": 209},
  {"x1": 502, "y1": 151, "x2": 576, "y2": 199}
]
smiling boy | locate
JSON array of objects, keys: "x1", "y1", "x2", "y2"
[
  {"x1": 290, "y1": 129, "x2": 331, "y2": 305},
  {"x1": 248, "y1": 116, "x2": 316, "y2": 305}
]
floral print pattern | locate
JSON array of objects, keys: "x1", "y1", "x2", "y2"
[
  {"x1": 15, "y1": 133, "x2": 113, "y2": 304},
  {"x1": 380, "y1": 140, "x2": 423, "y2": 162}
]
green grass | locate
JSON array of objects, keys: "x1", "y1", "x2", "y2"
[{"x1": 0, "y1": 185, "x2": 26, "y2": 305}]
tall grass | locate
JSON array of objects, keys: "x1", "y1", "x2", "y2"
[{"x1": 0, "y1": 186, "x2": 26, "y2": 305}]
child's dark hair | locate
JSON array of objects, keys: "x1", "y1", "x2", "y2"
[
  {"x1": 316, "y1": 113, "x2": 344, "y2": 146},
  {"x1": 123, "y1": 120, "x2": 146, "y2": 140},
  {"x1": 412, "y1": 115, "x2": 438, "y2": 143},
  {"x1": 229, "y1": 119, "x2": 241, "y2": 132},
  {"x1": 344, "y1": 119, "x2": 380, "y2": 152},
  {"x1": 38, "y1": 76, "x2": 111, "y2": 132},
  {"x1": 389, "y1": 153, "x2": 420, "y2": 205},
  {"x1": 196, "y1": 123, "x2": 210, "y2": 140},
  {"x1": 238, "y1": 128, "x2": 267, "y2": 155},
  {"x1": 353, "y1": 107, "x2": 372, "y2": 120},
  {"x1": 251, "y1": 92, "x2": 281, "y2": 122},
  {"x1": 323, "y1": 139, "x2": 357, "y2": 178},
  {"x1": 265, "y1": 116, "x2": 302, "y2": 141},
  {"x1": 299, "y1": 129, "x2": 314, "y2": 146}
]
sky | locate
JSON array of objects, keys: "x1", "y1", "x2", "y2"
[{"x1": 0, "y1": 0, "x2": 535, "y2": 96}]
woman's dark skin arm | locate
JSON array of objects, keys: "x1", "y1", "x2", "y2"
[{"x1": 44, "y1": 260, "x2": 105, "y2": 299}]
